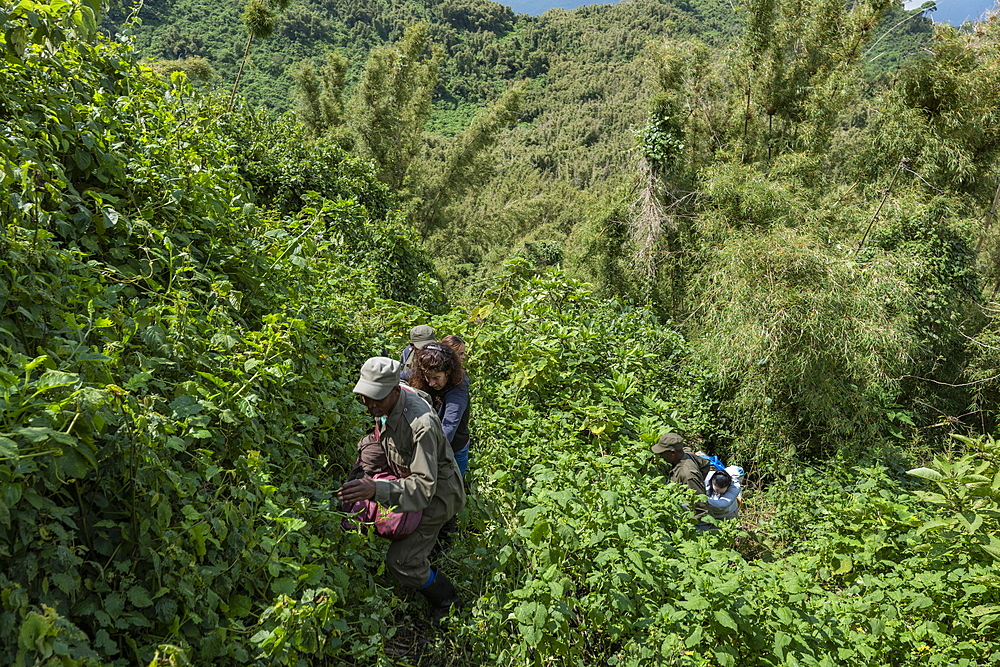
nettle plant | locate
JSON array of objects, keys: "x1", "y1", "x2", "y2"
[{"x1": 907, "y1": 433, "x2": 1000, "y2": 626}]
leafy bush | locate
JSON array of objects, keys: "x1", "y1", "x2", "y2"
[
  {"x1": 0, "y1": 5, "x2": 437, "y2": 663},
  {"x1": 411, "y1": 272, "x2": 1000, "y2": 665},
  {"x1": 5, "y1": 3, "x2": 1000, "y2": 667},
  {"x1": 688, "y1": 225, "x2": 923, "y2": 470}
]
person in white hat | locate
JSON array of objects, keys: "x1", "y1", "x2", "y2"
[{"x1": 338, "y1": 357, "x2": 465, "y2": 622}]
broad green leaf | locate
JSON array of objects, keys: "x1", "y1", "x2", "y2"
[
  {"x1": 680, "y1": 594, "x2": 710, "y2": 611},
  {"x1": 832, "y1": 556, "x2": 852, "y2": 574},
  {"x1": 278, "y1": 517, "x2": 306, "y2": 532},
  {"x1": 962, "y1": 474, "x2": 991, "y2": 485},
  {"x1": 127, "y1": 586, "x2": 153, "y2": 608},
  {"x1": 714, "y1": 645, "x2": 736, "y2": 667},
  {"x1": 189, "y1": 521, "x2": 208, "y2": 557},
  {"x1": 55, "y1": 449, "x2": 91, "y2": 480},
  {"x1": 75, "y1": 4, "x2": 97, "y2": 37},
  {"x1": 513, "y1": 601, "x2": 536, "y2": 625},
  {"x1": 957, "y1": 511, "x2": 984, "y2": 534},
  {"x1": 73, "y1": 148, "x2": 91, "y2": 169},
  {"x1": 774, "y1": 630, "x2": 790, "y2": 660},
  {"x1": 169, "y1": 395, "x2": 202, "y2": 418},
  {"x1": 977, "y1": 613, "x2": 1000, "y2": 629},
  {"x1": 13, "y1": 426, "x2": 63, "y2": 443},
  {"x1": 208, "y1": 333, "x2": 238, "y2": 351},
  {"x1": 533, "y1": 602, "x2": 547, "y2": 628},
  {"x1": 713, "y1": 610, "x2": 738, "y2": 632},
  {"x1": 104, "y1": 593, "x2": 124, "y2": 619},
  {"x1": 35, "y1": 370, "x2": 78, "y2": 391},
  {"x1": 4, "y1": 483, "x2": 22, "y2": 507},
  {"x1": 915, "y1": 518, "x2": 953, "y2": 535},
  {"x1": 529, "y1": 520, "x2": 550, "y2": 546},
  {"x1": 518, "y1": 623, "x2": 542, "y2": 647},
  {"x1": 227, "y1": 595, "x2": 252, "y2": 618},
  {"x1": 775, "y1": 607, "x2": 794, "y2": 625},
  {"x1": 907, "y1": 467, "x2": 945, "y2": 481},
  {"x1": 125, "y1": 371, "x2": 152, "y2": 390},
  {"x1": 617, "y1": 522, "x2": 635, "y2": 540},
  {"x1": 51, "y1": 573, "x2": 77, "y2": 594},
  {"x1": 24, "y1": 355, "x2": 50, "y2": 373},
  {"x1": 166, "y1": 436, "x2": 187, "y2": 451},
  {"x1": 18, "y1": 611, "x2": 50, "y2": 652},
  {"x1": 0, "y1": 437, "x2": 18, "y2": 462},
  {"x1": 250, "y1": 630, "x2": 271, "y2": 644}
]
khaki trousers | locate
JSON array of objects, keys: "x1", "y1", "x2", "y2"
[{"x1": 385, "y1": 495, "x2": 449, "y2": 588}]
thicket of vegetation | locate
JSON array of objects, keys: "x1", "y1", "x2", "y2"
[
  {"x1": 5, "y1": 0, "x2": 1000, "y2": 665},
  {"x1": 628, "y1": 0, "x2": 1000, "y2": 471}
]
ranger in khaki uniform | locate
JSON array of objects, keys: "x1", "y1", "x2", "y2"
[
  {"x1": 651, "y1": 432, "x2": 711, "y2": 521},
  {"x1": 338, "y1": 357, "x2": 466, "y2": 621}
]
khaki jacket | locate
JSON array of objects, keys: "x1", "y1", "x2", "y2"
[
  {"x1": 373, "y1": 387, "x2": 465, "y2": 518},
  {"x1": 670, "y1": 448, "x2": 711, "y2": 517}
]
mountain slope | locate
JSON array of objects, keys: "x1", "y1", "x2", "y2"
[{"x1": 110, "y1": 0, "x2": 935, "y2": 293}]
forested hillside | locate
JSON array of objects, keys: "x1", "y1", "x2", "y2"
[
  {"x1": 111, "y1": 0, "x2": 937, "y2": 288},
  {"x1": 5, "y1": 0, "x2": 1000, "y2": 665}
]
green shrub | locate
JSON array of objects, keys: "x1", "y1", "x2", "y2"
[{"x1": 0, "y1": 5, "x2": 435, "y2": 662}]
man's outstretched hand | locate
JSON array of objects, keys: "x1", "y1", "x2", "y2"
[{"x1": 338, "y1": 477, "x2": 376, "y2": 503}]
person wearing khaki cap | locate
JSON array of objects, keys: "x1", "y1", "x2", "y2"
[
  {"x1": 650, "y1": 432, "x2": 711, "y2": 520},
  {"x1": 338, "y1": 357, "x2": 466, "y2": 623},
  {"x1": 400, "y1": 325, "x2": 436, "y2": 371}
]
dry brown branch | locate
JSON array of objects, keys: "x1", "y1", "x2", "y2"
[{"x1": 629, "y1": 159, "x2": 671, "y2": 281}]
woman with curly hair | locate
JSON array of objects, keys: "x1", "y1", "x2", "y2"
[
  {"x1": 403, "y1": 341, "x2": 471, "y2": 477},
  {"x1": 440, "y1": 334, "x2": 466, "y2": 364}
]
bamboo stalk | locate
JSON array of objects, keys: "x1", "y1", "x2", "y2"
[
  {"x1": 855, "y1": 158, "x2": 908, "y2": 257},
  {"x1": 228, "y1": 33, "x2": 254, "y2": 112},
  {"x1": 976, "y1": 176, "x2": 1000, "y2": 254}
]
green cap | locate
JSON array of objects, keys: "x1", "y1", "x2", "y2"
[
  {"x1": 353, "y1": 357, "x2": 400, "y2": 400},
  {"x1": 410, "y1": 325, "x2": 436, "y2": 349},
  {"x1": 650, "y1": 432, "x2": 684, "y2": 454}
]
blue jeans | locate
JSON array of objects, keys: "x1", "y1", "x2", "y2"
[{"x1": 453, "y1": 443, "x2": 470, "y2": 477}]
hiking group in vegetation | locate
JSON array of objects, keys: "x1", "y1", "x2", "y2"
[
  {"x1": 337, "y1": 326, "x2": 472, "y2": 621},
  {"x1": 341, "y1": 327, "x2": 745, "y2": 623},
  {"x1": 651, "y1": 432, "x2": 742, "y2": 530},
  {"x1": 337, "y1": 354, "x2": 466, "y2": 622},
  {"x1": 6, "y1": 0, "x2": 1000, "y2": 663}
]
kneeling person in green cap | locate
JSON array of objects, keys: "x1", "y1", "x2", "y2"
[
  {"x1": 338, "y1": 357, "x2": 466, "y2": 621},
  {"x1": 651, "y1": 432, "x2": 711, "y2": 522}
]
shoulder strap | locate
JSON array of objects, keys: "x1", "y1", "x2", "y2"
[{"x1": 698, "y1": 454, "x2": 727, "y2": 471}]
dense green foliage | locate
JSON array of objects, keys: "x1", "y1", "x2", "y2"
[
  {"x1": 0, "y1": 3, "x2": 436, "y2": 663},
  {"x1": 7, "y1": 0, "x2": 1000, "y2": 666},
  {"x1": 606, "y1": 1, "x2": 1000, "y2": 471}
]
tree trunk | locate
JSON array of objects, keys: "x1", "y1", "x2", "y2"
[{"x1": 228, "y1": 34, "x2": 254, "y2": 112}]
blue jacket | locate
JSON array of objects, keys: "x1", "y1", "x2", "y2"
[{"x1": 401, "y1": 371, "x2": 471, "y2": 453}]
